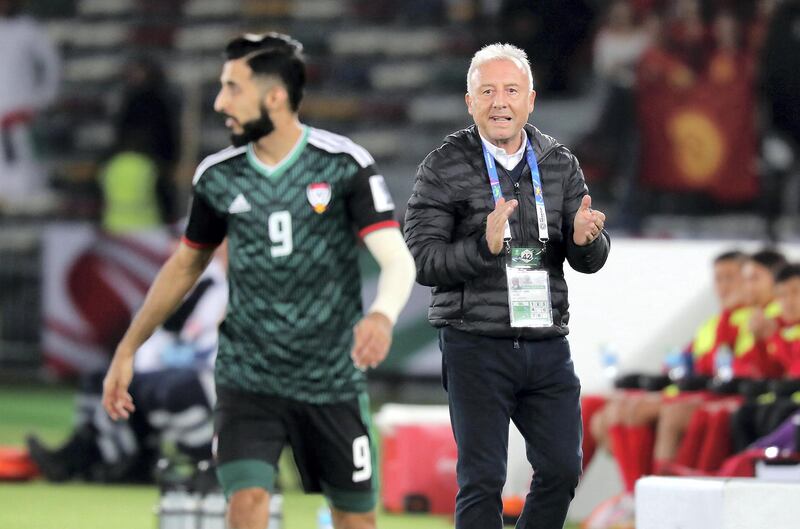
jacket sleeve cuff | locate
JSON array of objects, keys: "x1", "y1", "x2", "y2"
[
  {"x1": 466, "y1": 231, "x2": 504, "y2": 273},
  {"x1": 476, "y1": 231, "x2": 497, "y2": 260},
  {"x1": 567, "y1": 230, "x2": 610, "y2": 273}
]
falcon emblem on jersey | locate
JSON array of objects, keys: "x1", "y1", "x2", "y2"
[
  {"x1": 228, "y1": 194, "x2": 252, "y2": 214},
  {"x1": 307, "y1": 182, "x2": 332, "y2": 214}
]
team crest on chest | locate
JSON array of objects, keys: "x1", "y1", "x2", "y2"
[{"x1": 306, "y1": 182, "x2": 332, "y2": 214}]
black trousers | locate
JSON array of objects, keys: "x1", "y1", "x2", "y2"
[{"x1": 440, "y1": 327, "x2": 582, "y2": 529}]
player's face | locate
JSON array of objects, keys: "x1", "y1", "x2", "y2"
[
  {"x1": 777, "y1": 277, "x2": 800, "y2": 323},
  {"x1": 713, "y1": 260, "x2": 743, "y2": 310},
  {"x1": 466, "y1": 59, "x2": 535, "y2": 151},
  {"x1": 742, "y1": 261, "x2": 775, "y2": 307},
  {"x1": 214, "y1": 59, "x2": 276, "y2": 146}
]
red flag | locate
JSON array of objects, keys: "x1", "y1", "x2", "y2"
[{"x1": 636, "y1": 48, "x2": 758, "y2": 204}]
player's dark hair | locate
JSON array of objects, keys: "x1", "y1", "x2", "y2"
[
  {"x1": 714, "y1": 250, "x2": 746, "y2": 265},
  {"x1": 776, "y1": 263, "x2": 800, "y2": 284},
  {"x1": 750, "y1": 248, "x2": 788, "y2": 277},
  {"x1": 224, "y1": 32, "x2": 306, "y2": 111}
]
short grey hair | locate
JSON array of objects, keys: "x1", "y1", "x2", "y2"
[{"x1": 466, "y1": 43, "x2": 534, "y2": 94}]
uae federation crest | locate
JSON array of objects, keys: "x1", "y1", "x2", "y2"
[{"x1": 306, "y1": 182, "x2": 332, "y2": 214}]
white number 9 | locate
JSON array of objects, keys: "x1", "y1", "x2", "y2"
[
  {"x1": 268, "y1": 211, "x2": 293, "y2": 257},
  {"x1": 352, "y1": 435, "x2": 372, "y2": 482}
]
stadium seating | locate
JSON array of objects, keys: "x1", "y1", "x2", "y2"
[{"x1": 29, "y1": 0, "x2": 488, "y2": 195}]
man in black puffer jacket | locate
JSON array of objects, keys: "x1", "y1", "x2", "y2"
[{"x1": 404, "y1": 43, "x2": 610, "y2": 529}]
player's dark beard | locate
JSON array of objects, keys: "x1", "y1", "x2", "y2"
[{"x1": 229, "y1": 105, "x2": 275, "y2": 147}]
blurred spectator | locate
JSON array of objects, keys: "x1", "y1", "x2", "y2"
[
  {"x1": 760, "y1": 0, "x2": 800, "y2": 227},
  {"x1": 100, "y1": 56, "x2": 180, "y2": 232},
  {"x1": 594, "y1": 1, "x2": 651, "y2": 96},
  {"x1": 499, "y1": 0, "x2": 597, "y2": 94},
  {"x1": 99, "y1": 151, "x2": 164, "y2": 233},
  {"x1": 664, "y1": 0, "x2": 711, "y2": 74},
  {"x1": 760, "y1": 0, "x2": 800, "y2": 147},
  {"x1": 635, "y1": 0, "x2": 759, "y2": 215},
  {"x1": 0, "y1": 0, "x2": 60, "y2": 214},
  {"x1": 727, "y1": 263, "x2": 800, "y2": 456},
  {"x1": 27, "y1": 256, "x2": 227, "y2": 483},
  {"x1": 745, "y1": 0, "x2": 777, "y2": 54},
  {"x1": 764, "y1": 263, "x2": 800, "y2": 377},
  {"x1": 708, "y1": 8, "x2": 748, "y2": 68},
  {"x1": 114, "y1": 56, "x2": 180, "y2": 175},
  {"x1": 575, "y1": 0, "x2": 651, "y2": 231}
]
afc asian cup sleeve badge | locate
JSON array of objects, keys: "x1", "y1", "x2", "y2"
[{"x1": 306, "y1": 182, "x2": 332, "y2": 214}]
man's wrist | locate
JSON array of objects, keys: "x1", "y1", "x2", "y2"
[
  {"x1": 573, "y1": 230, "x2": 601, "y2": 247},
  {"x1": 114, "y1": 340, "x2": 138, "y2": 360},
  {"x1": 365, "y1": 309, "x2": 395, "y2": 328},
  {"x1": 478, "y1": 231, "x2": 500, "y2": 258}
]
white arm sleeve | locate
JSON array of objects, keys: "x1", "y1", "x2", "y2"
[{"x1": 363, "y1": 227, "x2": 416, "y2": 324}]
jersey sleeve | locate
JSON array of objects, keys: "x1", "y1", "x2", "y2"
[
  {"x1": 183, "y1": 191, "x2": 227, "y2": 249},
  {"x1": 694, "y1": 310, "x2": 733, "y2": 377},
  {"x1": 346, "y1": 164, "x2": 400, "y2": 238}
]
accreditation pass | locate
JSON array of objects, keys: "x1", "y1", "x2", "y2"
[{"x1": 507, "y1": 267, "x2": 553, "y2": 328}]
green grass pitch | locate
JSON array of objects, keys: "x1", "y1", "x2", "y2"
[{"x1": 0, "y1": 384, "x2": 578, "y2": 528}]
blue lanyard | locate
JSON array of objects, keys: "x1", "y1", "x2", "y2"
[{"x1": 481, "y1": 136, "x2": 549, "y2": 243}]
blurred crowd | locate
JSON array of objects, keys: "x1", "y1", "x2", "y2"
[
  {"x1": 0, "y1": 0, "x2": 179, "y2": 225},
  {"x1": 575, "y1": 0, "x2": 800, "y2": 235},
  {"x1": 2, "y1": 0, "x2": 800, "y2": 236}
]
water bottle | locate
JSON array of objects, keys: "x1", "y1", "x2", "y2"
[
  {"x1": 198, "y1": 492, "x2": 226, "y2": 529},
  {"x1": 269, "y1": 493, "x2": 284, "y2": 529},
  {"x1": 317, "y1": 504, "x2": 334, "y2": 529},
  {"x1": 158, "y1": 489, "x2": 200, "y2": 529},
  {"x1": 664, "y1": 348, "x2": 690, "y2": 382},
  {"x1": 598, "y1": 343, "x2": 620, "y2": 381},
  {"x1": 714, "y1": 344, "x2": 734, "y2": 383}
]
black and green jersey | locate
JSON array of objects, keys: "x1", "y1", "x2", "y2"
[{"x1": 183, "y1": 125, "x2": 398, "y2": 404}]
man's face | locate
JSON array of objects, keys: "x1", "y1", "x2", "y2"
[
  {"x1": 713, "y1": 260, "x2": 743, "y2": 310},
  {"x1": 777, "y1": 277, "x2": 800, "y2": 323},
  {"x1": 742, "y1": 261, "x2": 775, "y2": 307},
  {"x1": 213, "y1": 59, "x2": 277, "y2": 146},
  {"x1": 466, "y1": 59, "x2": 535, "y2": 148}
]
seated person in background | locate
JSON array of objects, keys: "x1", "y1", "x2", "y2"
[
  {"x1": 582, "y1": 250, "x2": 745, "y2": 529},
  {"x1": 652, "y1": 248, "x2": 787, "y2": 475},
  {"x1": 26, "y1": 255, "x2": 227, "y2": 483},
  {"x1": 729, "y1": 263, "x2": 800, "y2": 455},
  {"x1": 763, "y1": 263, "x2": 800, "y2": 379}
]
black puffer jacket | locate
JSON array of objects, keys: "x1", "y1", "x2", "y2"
[{"x1": 404, "y1": 124, "x2": 610, "y2": 339}]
